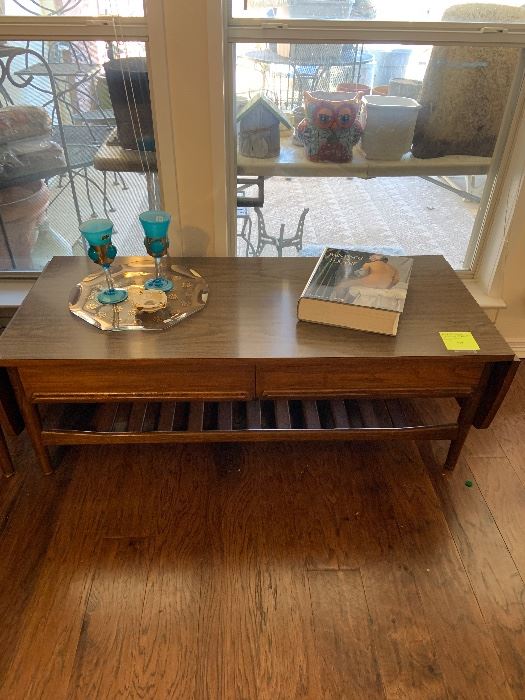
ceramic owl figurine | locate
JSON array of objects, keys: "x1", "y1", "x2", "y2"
[{"x1": 296, "y1": 91, "x2": 363, "y2": 163}]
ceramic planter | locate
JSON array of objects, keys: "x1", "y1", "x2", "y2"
[
  {"x1": 360, "y1": 95, "x2": 421, "y2": 160},
  {"x1": 296, "y1": 91, "x2": 362, "y2": 163}
]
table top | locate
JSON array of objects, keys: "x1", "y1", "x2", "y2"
[
  {"x1": 94, "y1": 129, "x2": 157, "y2": 173},
  {"x1": 72, "y1": 109, "x2": 115, "y2": 125},
  {"x1": 16, "y1": 62, "x2": 98, "y2": 77},
  {"x1": 0, "y1": 256, "x2": 514, "y2": 364},
  {"x1": 245, "y1": 48, "x2": 373, "y2": 68}
]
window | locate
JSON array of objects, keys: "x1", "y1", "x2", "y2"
[
  {"x1": 228, "y1": 1, "x2": 525, "y2": 273},
  {"x1": 0, "y1": 1, "x2": 159, "y2": 274}
]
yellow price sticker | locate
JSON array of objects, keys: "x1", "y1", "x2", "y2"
[{"x1": 439, "y1": 332, "x2": 480, "y2": 352}]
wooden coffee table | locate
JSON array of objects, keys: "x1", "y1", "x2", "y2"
[{"x1": 0, "y1": 256, "x2": 517, "y2": 475}]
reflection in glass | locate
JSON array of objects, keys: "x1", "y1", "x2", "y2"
[
  {"x1": 0, "y1": 38, "x2": 151, "y2": 274},
  {"x1": 234, "y1": 38, "x2": 518, "y2": 267}
]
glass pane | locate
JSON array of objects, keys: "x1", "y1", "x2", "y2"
[
  {"x1": 235, "y1": 41, "x2": 518, "y2": 269},
  {"x1": 1, "y1": 0, "x2": 144, "y2": 17},
  {"x1": 232, "y1": 0, "x2": 525, "y2": 23},
  {"x1": 0, "y1": 39, "x2": 157, "y2": 272}
]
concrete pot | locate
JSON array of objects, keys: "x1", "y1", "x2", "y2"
[{"x1": 361, "y1": 95, "x2": 421, "y2": 160}]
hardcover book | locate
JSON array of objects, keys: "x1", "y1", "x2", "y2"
[{"x1": 297, "y1": 248, "x2": 414, "y2": 336}]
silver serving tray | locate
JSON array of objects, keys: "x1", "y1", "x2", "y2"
[{"x1": 69, "y1": 258, "x2": 208, "y2": 331}]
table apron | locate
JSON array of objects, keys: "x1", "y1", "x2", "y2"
[
  {"x1": 16, "y1": 361, "x2": 256, "y2": 403},
  {"x1": 13, "y1": 357, "x2": 492, "y2": 404},
  {"x1": 256, "y1": 358, "x2": 487, "y2": 399}
]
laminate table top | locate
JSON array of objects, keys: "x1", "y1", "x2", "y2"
[{"x1": 0, "y1": 255, "x2": 514, "y2": 364}]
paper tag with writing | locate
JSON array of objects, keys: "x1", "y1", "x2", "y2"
[{"x1": 439, "y1": 332, "x2": 480, "y2": 352}]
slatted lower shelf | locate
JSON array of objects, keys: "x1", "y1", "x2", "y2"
[{"x1": 40, "y1": 398, "x2": 459, "y2": 445}]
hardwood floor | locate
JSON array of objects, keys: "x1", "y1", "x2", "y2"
[{"x1": 1, "y1": 367, "x2": 525, "y2": 699}]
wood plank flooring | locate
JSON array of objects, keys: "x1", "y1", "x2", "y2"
[{"x1": 1, "y1": 365, "x2": 525, "y2": 698}]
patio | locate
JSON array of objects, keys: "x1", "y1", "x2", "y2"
[
  {"x1": 236, "y1": 174, "x2": 480, "y2": 269},
  {"x1": 0, "y1": 163, "x2": 481, "y2": 272}
]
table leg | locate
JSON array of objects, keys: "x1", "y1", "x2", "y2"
[
  {"x1": 473, "y1": 360, "x2": 519, "y2": 428},
  {"x1": 0, "y1": 368, "x2": 24, "y2": 477},
  {"x1": 444, "y1": 365, "x2": 493, "y2": 470},
  {"x1": 8, "y1": 369, "x2": 53, "y2": 476},
  {"x1": 238, "y1": 216, "x2": 255, "y2": 257},
  {"x1": 0, "y1": 429, "x2": 14, "y2": 478},
  {"x1": 245, "y1": 218, "x2": 254, "y2": 256},
  {"x1": 444, "y1": 401, "x2": 476, "y2": 470}
]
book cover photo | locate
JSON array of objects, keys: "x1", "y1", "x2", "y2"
[{"x1": 298, "y1": 248, "x2": 414, "y2": 335}]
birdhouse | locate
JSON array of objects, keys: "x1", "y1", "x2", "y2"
[{"x1": 236, "y1": 95, "x2": 292, "y2": 159}]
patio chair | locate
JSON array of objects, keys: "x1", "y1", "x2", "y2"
[
  {"x1": 51, "y1": 124, "x2": 118, "y2": 218},
  {"x1": 237, "y1": 206, "x2": 255, "y2": 256},
  {"x1": 254, "y1": 207, "x2": 309, "y2": 257}
]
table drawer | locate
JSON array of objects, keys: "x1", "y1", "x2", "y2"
[
  {"x1": 18, "y1": 361, "x2": 255, "y2": 402},
  {"x1": 256, "y1": 359, "x2": 485, "y2": 399}
]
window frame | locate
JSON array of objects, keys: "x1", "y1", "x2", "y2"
[
  {"x1": 1, "y1": 0, "x2": 522, "y2": 297},
  {"x1": 0, "y1": 5, "x2": 179, "y2": 278},
  {"x1": 225, "y1": 5, "x2": 525, "y2": 289}
]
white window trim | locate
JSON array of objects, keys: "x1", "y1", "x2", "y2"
[
  {"x1": 471, "y1": 66, "x2": 525, "y2": 293},
  {"x1": 229, "y1": 19, "x2": 525, "y2": 46}
]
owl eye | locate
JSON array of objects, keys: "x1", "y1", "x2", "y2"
[
  {"x1": 312, "y1": 104, "x2": 335, "y2": 128},
  {"x1": 335, "y1": 105, "x2": 357, "y2": 129}
]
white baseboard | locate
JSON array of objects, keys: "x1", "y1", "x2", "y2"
[{"x1": 505, "y1": 339, "x2": 525, "y2": 358}]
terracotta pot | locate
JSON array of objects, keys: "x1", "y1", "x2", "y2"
[
  {"x1": 337, "y1": 82, "x2": 371, "y2": 94},
  {"x1": 0, "y1": 180, "x2": 49, "y2": 259}
]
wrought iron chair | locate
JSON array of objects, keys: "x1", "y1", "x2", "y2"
[
  {"x1": 253, "y1": 207, "x2": 309, "y2": 257},
  {"x1": 236, "y1": 206, "x2": 255, "y2": 256}
]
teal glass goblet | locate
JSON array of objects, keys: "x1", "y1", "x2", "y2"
[
  {"x1": 140, "y1": 210, "x2": 174, "y2": 292},
  {"x1": 79, "y1": 219, "x2": 128, "y2": 305}
]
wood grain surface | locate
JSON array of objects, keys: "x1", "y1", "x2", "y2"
[
  {"x1": 1, "y1": 366, "x2": 525, "y2": 698},
  {"x1": 0, "y1": 256, "x2": 514, "y2": 362},
  {"x1": 0, "y1": 256, "x2": 516, "y2": 477}
]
